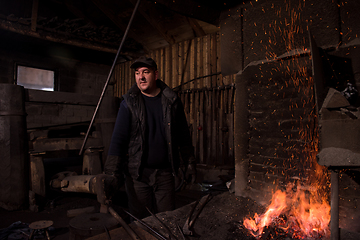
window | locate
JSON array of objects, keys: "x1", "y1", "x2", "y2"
[{"x1": 16, "y1": 65, "x2": 55, "y2": 91}]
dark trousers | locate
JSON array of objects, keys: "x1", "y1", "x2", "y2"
[{"x1": 125, "y1": 168, "x2": 175, "y2": 219}]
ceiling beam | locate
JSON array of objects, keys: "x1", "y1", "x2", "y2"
[
  {"x1": 31, "y1": 0, "x2": 39, "y2": 31},
  {"x1": 63, "y1": 0, "x2": 97, "y2": 27},
  {"x1": 187, "y1": 17, "x2": 206, "y2": 37},
  {"x1": 128, "y1": 0, "x2": 175, "y2": 45},
  {"x1": 153, "y1": 0, "x2": 221, "y2": 25},
  {"x1": 0, "y1": 18, "x2": 119, "y2": 54},
  {"x1": 90, "y1": 0, "x2": 149, "y2": 52}
]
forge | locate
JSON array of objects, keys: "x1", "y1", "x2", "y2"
[{"x1": 235, "y1": 31, "x2": 360, "y2": 240}]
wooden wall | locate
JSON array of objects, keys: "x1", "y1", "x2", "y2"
[{"x1": 113, "y1": 32, "x2": 236, "y2": 167}]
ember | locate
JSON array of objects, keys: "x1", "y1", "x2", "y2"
[{"x1": 243, "y1": 183, "x2": 330, "y2": 239}]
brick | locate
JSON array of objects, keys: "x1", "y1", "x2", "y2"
[
  {"x1": 25, "y1": 104, "x2": 42, "y2": 116},
  {"x1": 59, "y1": 105, "x2": 74, "y2": 117},
  {"x1": 66, "y1": 116, "x2": 82, "y2": 124},
  {"x1": 41, "y1": 104, "x2": 59, "y2": 116}
]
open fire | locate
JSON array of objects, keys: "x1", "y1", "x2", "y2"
[
  {"x1": 242, "y1": 1, "x2": 333, "y2": 239},
  {"x1": 243, "y1": 183, "x2": 330, "y2": 239}
]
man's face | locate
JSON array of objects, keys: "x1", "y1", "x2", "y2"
[{"x1": 135, "y1": 66, "x2": 158, "y2": 96}]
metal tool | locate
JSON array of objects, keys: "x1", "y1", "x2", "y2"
[
  {"x1": 122, "y1": 208, "x2": 168, "y2": 240},
  {"x1": 182, "y1": 194, "x2": 212, "y2": 236},
  {"x1": 108, "y1": 206, "x2": 141, "y2": 240},
  {"x1": 146, "y1": 207, "x2": 178, "y2": 240},
  {"x1": 103, "y1": 224, "x2": 111, "y2": 240}
]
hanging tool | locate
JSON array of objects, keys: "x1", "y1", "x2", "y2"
[
  {"x1": 182, "y1": 194, "x2": 212, "y2": 236},
  {"x1": 79, "y1": 0, "x2": 141, "y2": 156}
]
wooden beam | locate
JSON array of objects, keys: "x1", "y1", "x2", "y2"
[
  {"x1": 0, "y1": 19, "x2": 119, "y2": 54},
  {"x1": 187, "y1": 17, "x2": 206, "y2": 37},
  {"x1": 31, "y1": 0, "x2": 39, "y2": 32},
  {"x1": 128, "y1": 0, "x2": 176, "y2": 45},
  {"x1": 90, "y1": 0, "x2": 149, "y2": 52},
  {"x1": 64, "y1": 0, "x2": 97, "y2": 27},
  {"x1": 153, "y1": 0, "x2": 221, "y2": 25},
  {"x1": 91, "y1": 0, "x2": 135, "y2": 38}
]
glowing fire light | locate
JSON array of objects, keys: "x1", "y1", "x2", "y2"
[
  {"x1": 243, "y1": 0, "x2": 332, "y2": 239},
  {"x1": 243, "y1": 183, "x2": 330, "y2": 239}
]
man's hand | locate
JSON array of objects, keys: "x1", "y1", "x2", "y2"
[{"x1": 95, "y1": 174, "x2": 121, "y2": 205}]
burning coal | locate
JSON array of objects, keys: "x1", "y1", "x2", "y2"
[{"x1": 243, "y1": 183, "x2": 330, "y2": 239}]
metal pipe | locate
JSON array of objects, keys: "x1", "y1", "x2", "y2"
[
  {"x1": 330, "y1": 169, "x2": 339, "y2": 240},
  {"x1": 79, "y1": 0, "x2": 141, "y2": 155}
]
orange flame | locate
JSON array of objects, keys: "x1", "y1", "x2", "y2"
[
  {"x1": 243, "y1": 0, "x2": 331, "y2": 238},
  {"x1": 244, "y1": 183, "x2": 330, "y2": 239}
]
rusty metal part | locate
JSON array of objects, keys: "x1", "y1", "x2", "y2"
[
  {"x1": 108, "y1": 206, "x2": 141, "y2": 240},
  {"x1": 58, "y1": 175, "x2": 97, "y2": 193},
  {"x1": 146, "y1": 207, "x2": 177, "y2": 240},
  {"x1": 122, "y1": 208, "x2": 168, "y2": 240},
  {"x1": 79, "y1": 0, "x2": 141, "y2": 155},
  {"x1": 182, "y1": 194, "x2": 212, "y2": 236}
]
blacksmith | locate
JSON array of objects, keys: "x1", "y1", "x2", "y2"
[{"x1": 104, "y1": 56, "x2": 196, "y2": 219}]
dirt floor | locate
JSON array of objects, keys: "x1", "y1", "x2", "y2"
[{"x1": 2, "y1": 186, "x2": 360, "y2": 240}]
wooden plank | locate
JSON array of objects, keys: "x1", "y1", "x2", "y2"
[
  {"x1": 216, "y1": 33, "x2": 221, "y2": 85},
  {"x1": 184, "y1": 40, "x2": 191, "y2": 90},
  {"x1": 160, "y1": 48, "x2": 165, "y2": 81},
  {"x1": 208, "y1": 89, "x2": 215, "y2": 165},
  {"x1": 31, "y1": 0, "x2": 39, "y2": 32},
  {"x1": 30, "y1": 155, "x2": 45, "y2": 197},
  {"x1": 199, "y1": 91, "x2": 204, "y2": 164},
  {"x1": 0, "y1": 19, "x2": 118, "y2": 54},
  {"x1": 194, "y1": 91, "x2": 199, "y2": 160},
  {"x1": 199, "y1": 37, "x2": 204, "y2": 88},
  {"x1": 204, "y1": 90, "x2": 211, "y2": 164},
  {"x1": 165, "y1": 46, "x2": 171, "y2": 87},
  {"x1": 25, "y1": 89, "x2": 99, "y2": 106},
  {"x1": 32, "y1": 137, "x2": 103, "y2": 152},
  {"x1": 222, "y1": 88, "x2": 230, "y2": 165},
  {"x1": 219, "y1": 88, "x2": 224, "y2": 166},
  {"x1": 228, "y1": 86, "x2": 235, "y2": 165},
  {"x1": 211, "y1": 34, "x2": 217, "y2": 86},
  {"x1": 171, "y1": 45, "x2": 177, "y2": 89},
  {"x1": 205, "y1": 35, "x2": 211, "y2": 87},
  {"x1": 187, "y1": 18, "x2": 206, "y2": 37},
  {"x1": 189, "y1": 39, "x2": 195, "y2": 89}
]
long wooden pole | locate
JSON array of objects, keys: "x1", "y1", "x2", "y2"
[{"x1": 79, "y1": 0, "x2": 141, "y2": 155}]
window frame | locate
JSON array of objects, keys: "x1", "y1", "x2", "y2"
[{"x1": 14, "y1": 63, "x2": 58, "y2": 91}]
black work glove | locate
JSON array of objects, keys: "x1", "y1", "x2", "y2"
[
  {"x1": 185, "y1": 157, "x2": 197, "y2": 184},
  {"x1": 98, "y1": 155, "x2": 125, "y2": 204}
]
